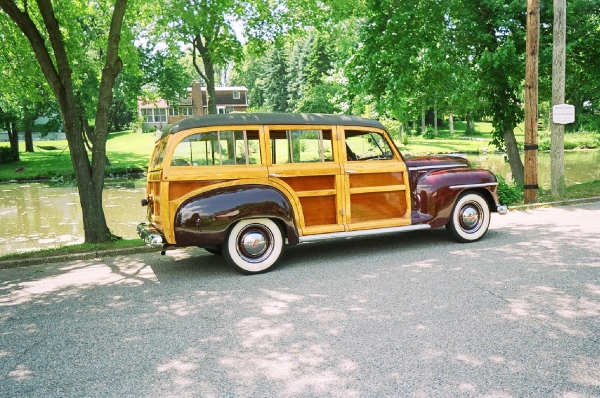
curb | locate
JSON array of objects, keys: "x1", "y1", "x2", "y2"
[
  {"x1": 0, "y1": 245, "x2": 158, "y2": 270},
  {"x1": 508, "y1": 196, "x2": 600, "y2": 211}
]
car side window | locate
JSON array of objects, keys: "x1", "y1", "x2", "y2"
[
  {"x1": 171, "y1": 130, "x2": 260, "y2": 166},
  {"x1": 345, "y1": 130, "x2": 394, "y2": 161},
  {"x1": 270, "y1": 129, "x2": 333, "y2": 164}
]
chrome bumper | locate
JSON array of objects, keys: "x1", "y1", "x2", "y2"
[
  {"x1": 497, "y1": 205, "x2": 509, "y2": 215},
  {"x1": 137, "y1": 223, "x2": 166, "y2": 247}
]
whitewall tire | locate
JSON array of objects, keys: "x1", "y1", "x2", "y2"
[
  {"x1": 446, "y1": 192, "x2": 490, "y2": 242},
  {"x1": 222, "y1": 218, "x2": 283, "y2": 274}
]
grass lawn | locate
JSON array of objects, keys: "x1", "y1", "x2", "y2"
[{"x1": 0, "y1": 130, "x2": 158, "y2": 182}]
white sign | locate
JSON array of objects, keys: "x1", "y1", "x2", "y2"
[{"x1": 552, "y1": 104, "x2": 575, "y2": 124}]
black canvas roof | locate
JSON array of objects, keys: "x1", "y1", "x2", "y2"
[{"x1": 167, "y1": 113, "x2": 385, "y2": 135}]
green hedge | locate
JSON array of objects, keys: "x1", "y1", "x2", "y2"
[{"x1": 0, "y1": 147, "x2": 18, "y2": 164}]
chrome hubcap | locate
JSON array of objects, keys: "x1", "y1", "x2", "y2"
[
  {"x1": 237, "y1": 225, "x2": 273, "y2": 262},
  {"x1": 459, "y1": 203, "x2": 483, "y2": 232}
]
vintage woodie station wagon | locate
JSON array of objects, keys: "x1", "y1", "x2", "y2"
[{"x1": 137, "y1": 113, "x2": 507, "y2": 274}]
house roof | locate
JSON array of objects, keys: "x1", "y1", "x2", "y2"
[{"x1": 167, "y1": 113, "x2": 385, "y2": 135}]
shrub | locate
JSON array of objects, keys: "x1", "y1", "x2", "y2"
[
  {"x1": 0, "y1": 147, "x2": 18, "y2": 164},
  {"x1": 496, "y1": 174, "x2": 523, "y2": 206},
  {"x1": 423, "y1": 126, "x2": 436, "y2": 139}
]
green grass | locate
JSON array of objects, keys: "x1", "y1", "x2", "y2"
[
  {"x1": 0, "y1": 238, "x2": 148, "y2": 262},
  {"x1": 0, "y1": 131, "x2": 157, "y2": 182}
]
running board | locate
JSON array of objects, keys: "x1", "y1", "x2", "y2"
[{"x1": 298, "y1": 224, "x2": 431, "y2": 243}]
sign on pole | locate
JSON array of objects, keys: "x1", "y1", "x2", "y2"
[{"x1": 552, "y1": 104, "x2": 575, "y2": 124}]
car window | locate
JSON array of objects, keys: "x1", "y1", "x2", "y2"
[
  {"x1": 170, "y1": 130, "x2": 260, "y2": 166},
  {"x1": 270, "y1": 129, "x2": 333, "y2": 164},
  {"x1": 150, "y1": 140, "x2": 167, "y2": 169},
  {"x1": 345, "y1": 130, "x2": 394, "y2": 161}
]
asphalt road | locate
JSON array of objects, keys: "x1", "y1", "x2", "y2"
[{"x1": 1, "y1": 202, "x2": 600, "y2": 397}]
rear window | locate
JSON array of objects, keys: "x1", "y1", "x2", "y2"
[{"x1": 171, "y1": 130, "x2": 260, "y2": 166}]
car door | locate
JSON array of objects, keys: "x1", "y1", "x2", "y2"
[
  {"x1": 265, "y1": 125, "x2": 345, "y2": 236},
  {"x1": 340, "y1": 127, "x2": 412, "y2": 231}
]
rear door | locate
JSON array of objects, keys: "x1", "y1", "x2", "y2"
[
  {"x1": 266, "y1": 125, "x2": 345, "y2": 236},
  {"x1": 340, "y1": 127, "x2": 412, "y2": 231}
]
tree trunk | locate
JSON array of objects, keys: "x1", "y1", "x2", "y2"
[
  {"x1": 551, "y1": 0, "x2": 566, "y2": 197},
  {"x1": 503, "y1": 128, "x2": 524, "y2": 185},
  {"x1": 8, "y1": 122, "x2": 20, "y2": 161},
  {"x1": 25, "y1": 127, "x2": 34, "y2": 152},
  {"x1": 449, "y1": 113, "x2": 455, "y2": 135},
  {"x1": 433, "y1": 107, "x2": 438, "y2": 136},
  {"x1": 0, "y1": 0, "x2": 128, "y2": 243},
  {"x1": 421, "y1": 107, "x2": 426, "y2": 134}
]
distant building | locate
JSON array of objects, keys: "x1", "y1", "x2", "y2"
[{"x1": 138, "y1": 82, "x2": 248, "y2": 130}]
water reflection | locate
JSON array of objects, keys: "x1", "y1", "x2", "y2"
[
  {"x1": 468, "y1": 150, "x2": 600, "y2": 188},
  {"x1": 0, "y1": 181, "x2": 147, "y2": 254}
]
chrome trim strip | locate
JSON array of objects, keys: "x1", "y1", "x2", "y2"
[
  {"x1": 298, "y1": 224, "x2": 430, "y2": 243},
  {"x1": 449, "y1": 182, "x2": 499, "y2": 189},
  {"x1": 411, "y1": 164, "x2": 468, "y2": 171}
]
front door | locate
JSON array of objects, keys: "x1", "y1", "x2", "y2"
[{"x1": 340, "y1": 127, "x2": 412, "y2": 231}]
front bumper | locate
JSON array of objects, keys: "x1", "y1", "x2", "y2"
[
  {"x1": 497, "y1": 205, "x2": 509, "y2": 215},
  {"x1": 137, "y1": 223, "x2": 166, "y2": 247}
]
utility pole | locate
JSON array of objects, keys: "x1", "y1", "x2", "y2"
[
  {"x1": 524, "y1": 0, "x2": 540, "y2": 203},
  {"x1": 551, "y1": 0, "x2": 567, "y2": 197}
]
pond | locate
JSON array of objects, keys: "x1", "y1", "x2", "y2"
[
  {"x1": 1, "y1": 150, "x2": 598, "y2": 255},
  {"x1": 467, "y1": 149, "x2": 600, "y2": 188},
  {"x1": 0, "y1": 180, "x2": 148, "y2": 255}
]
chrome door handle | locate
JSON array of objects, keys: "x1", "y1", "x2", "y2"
[
  {"x1": 345, "y1": 170, "x2": 357, "y2": 174},
  {"x1": 269, "y1": 173, "x2": 281, "y2": 177}
]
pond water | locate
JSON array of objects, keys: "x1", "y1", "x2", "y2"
[
  {"x1": 0, "y1": 180, "x2": 148, "y2": 255},
  {"x1": 467, "y1": 150, "x2": 600, "y2": 188},
  {"x1": 1, "y1": 150, "x2": 598, "y2": 255}
]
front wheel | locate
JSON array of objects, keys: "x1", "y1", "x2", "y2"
[
  {"x1": 222, "y1": 218, "x2": 284, "y2": 275},
  {"x1": 446, "y1": 192, "x2": 490, "y2": 242}
]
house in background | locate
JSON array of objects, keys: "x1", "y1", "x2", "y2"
[{"x1": 138, "y1": 82, "x2": 248, "y2": 130}]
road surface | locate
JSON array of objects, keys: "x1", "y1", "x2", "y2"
[{"x1": 1, "y1": 202, "x2": 600, "y2": 397}]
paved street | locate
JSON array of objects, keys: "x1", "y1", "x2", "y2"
[{"x1": 1, "y1": 202, "x2": 600, "y2": 397}]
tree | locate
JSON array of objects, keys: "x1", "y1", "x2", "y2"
[
  {"x1": 0, "y1": 0, "x2": 129, "y2": 243},
  {"x1": 261, "y1": 47, "x2": 290, "y2": 112}
]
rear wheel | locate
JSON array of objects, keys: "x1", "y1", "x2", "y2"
[
  {"x1": 446, "y1": 192, "x2": 490, "y2": 242},
  {"x1": 222, "y1": 218, "x2": 283, "y2": 274}
]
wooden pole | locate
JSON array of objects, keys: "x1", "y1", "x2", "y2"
[
  {"x1": 551, "y1": 0, "x2": 566, "y2": 197},
  {"x1": 524, "y1": 0, "x2": 540, "y2": 203}
]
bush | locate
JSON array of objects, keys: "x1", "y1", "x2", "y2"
[
  {"x1": 423, "y1": 126, "x2": 436, "y2": 139},
  {"x1": 0, "y1": 147, "x2": 18, "y2": 164},
  {"x1": 496, "y1": 174, "x2": 523, "y2": 206}
]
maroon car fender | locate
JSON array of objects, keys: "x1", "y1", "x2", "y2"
[
  {"x1": 174, "y1": 185, "x2": 298, "y2": 247},
  {"x1": 411, "y1": 169, "x2": 499, "y2": 228}
]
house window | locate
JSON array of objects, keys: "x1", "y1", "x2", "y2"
[
  {"x1": 141, "y1": 109, "x2": 154, "y2": 123},
  {"x1": 180, "y1": 107, "x2": 193, "y2": 116},
  {"x1": 168, "y1": 108, "x2": 178, "y2": 116},
  {"x1": 228, "y1": 106, "x2": 235, "y2": 113},
  {"x1": 142, "y1": 108, "x2": 167, "y2": 122},
  {"x1": 233, "y1": 91, "x2": 240, "y2": 99},
  {"x1": 154, "y1": 108, "x2": 166, "y2": 122}
]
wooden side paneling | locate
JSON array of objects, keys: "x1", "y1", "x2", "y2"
[
  {"x1": 349, "y1": 191, "x2": 407, "y2": 223},
  {"x1": 299, "y1": 196, "x2": 337, "y2": 226}
]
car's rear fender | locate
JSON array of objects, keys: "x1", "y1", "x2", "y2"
[
  {"x1": 412, "y1": 169, "x2": 499, "y2": 228},
  {"x1": 173, "y1": 184, "x2": 298, "y2": 247}
]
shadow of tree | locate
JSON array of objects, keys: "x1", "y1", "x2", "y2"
[{"x1": 1, "y1": 203, "x2": 600, "y2": 396}]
